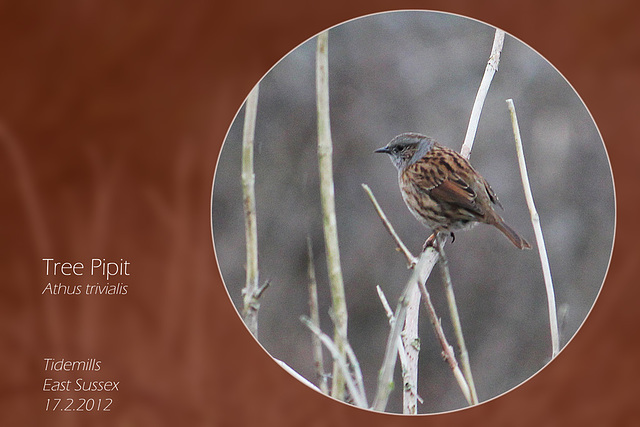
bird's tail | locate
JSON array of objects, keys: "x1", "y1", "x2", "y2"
[{"x1": 492, "y1": 217, "x2": 531, "y2": 250}]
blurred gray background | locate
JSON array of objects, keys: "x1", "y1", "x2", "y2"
[{"x1": 211, "y1": 11, "x2": 614, "y2": 414}]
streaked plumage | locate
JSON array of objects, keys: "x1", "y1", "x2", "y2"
[{"x1": 375, "y1": 132, "x2": 531, "y2": 249}]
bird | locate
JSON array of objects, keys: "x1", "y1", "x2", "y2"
[{"x1": 375, "y1": 132, "x2": 531, "y2": 250}]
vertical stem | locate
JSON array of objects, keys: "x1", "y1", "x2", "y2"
[
  {"x1": 316, "y1": 30, "x2": 348, "y2": 400},
  {"x1": 506, "y1": 99, "x2": 560, "y2": 357},
  {"x1": 241, "y1": 84, "x2": 260, "y2": 337},
  {"x1": 435, "y1": 234, "x2": 479, "y2": 404},
  {"x1": 307, "y1": 238, "x2": 328, "y2": 394}
]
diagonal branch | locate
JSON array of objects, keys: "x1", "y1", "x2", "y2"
[
  {"x1": 461, "y1": 29, "x2": 505, "y2": 158},
  {"x1": 416, "y1": 276, "x2": 472, "y2": 404},
  {"x1": 301, "y1": 316, "x2": 367, "y2": 408},
  {"x1": 362, "y1": 184, "x2": 416, "y2": 268},
  {"x1": 434, "y1": 233, "x2": 478, "y2": 403}
]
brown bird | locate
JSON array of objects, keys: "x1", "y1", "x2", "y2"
[{"x1": 375, "y1": 132, "x2": 531, "y2": 249}]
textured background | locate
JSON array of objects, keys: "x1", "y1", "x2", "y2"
[
  {"x1": 0, "y1": 0, "x2": 638, "y2": 425},
  {"x1": 212, "y1": 11, "x2": 614, "y2": 414}
]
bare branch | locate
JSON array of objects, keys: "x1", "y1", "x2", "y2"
[
  {"x1": 316, "y1": 30, "x2": 349, "y2": 399},
  {"x1": 434, "y1": 234, "x2": 478, "y2": 403},
  {"x1": 241, "y1": 83, "x2": 262, "y2": 337},
  {"x1": 372, "y1": 249, "x2": 438, "y2": 411},
  {"x1": 300, "y1": 316, "x2": 367, "y2": 408},
  {"x1": 376, "y1": 285, "x2": 395, "y2": 320},
  {"x1": 460, "y1": 29, "x2": 505, "y2": 158},
  {"x1": 416, "y1": 277, "x2": 472, "y2": 404},
  {"x1": 366, "y1": 187, "x2": 477, "y2": 410},
  {"x1": 441, "y1": 27, "x2": 508, "y2": 402},
  {"x1": 506, "y1": 99, "x2": 560, "y2": 357},
  {"x1": 376, "y1": 286, "x2": 422, "y2": 412},
  {"x1": 275, "y1": 358, "x2": 322, "y2": 393},
  {"x1": 375, "y1": 285, "x2": 411, "y2": 386},
  {"x1": 362, "y1": 183, "x2": 417, "y2": 268},
  {"x1": 401, "y1": 284, "x2": 422, "y2": 413},
  {"x1": 306, "y1": 238, "x2": 329, "y2": 394}
]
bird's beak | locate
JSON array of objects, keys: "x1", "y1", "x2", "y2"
[{"x1": 374, "y1": 147, "x2": 390, "y2": 154}]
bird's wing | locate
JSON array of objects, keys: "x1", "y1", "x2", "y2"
[
  {"x1": 481, "y1": 177, "x2": 503, "y2": 209},
  {"x1": 407, "y1": 159, "x2": 484, "y2": 216},
  {"x1": 429, "y1": 175, "x2": 484, "y2": 216}
]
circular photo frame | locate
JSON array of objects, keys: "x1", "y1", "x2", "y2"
[{"x1": 211, "y1": 10, "x2": 614, "y2": 415}]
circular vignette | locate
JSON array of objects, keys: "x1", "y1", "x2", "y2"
[{"x1": 210, "y1": 10, "x2": 614, "y2": 415}]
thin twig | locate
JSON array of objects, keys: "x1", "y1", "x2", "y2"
[
  {"x1": 416, "y1": 277, "x2": 473, "y2": 404},
  {"x1": 275, "y1": 358, "x2": 322, "y2": 393},
  {"x1": 375, "y1": 285, "x2": 411, "y2": 379},
  {"x1": 326, "y1": 309, "x2": 367, "y2": 403},
  {"x1": 343, "y1": 336, "x2": 368, "y2": 403},
  {"x1": 376, "y1": 285, "x2": 395, "y2": 320},
  {"x1": 506, "y1": 99, "x2": 559, "y2": 357},
  {"x1": 241, "y1": 83, "x2": 262, "y2": 337},
  {"x1": 460, "y1": 29, "x2": 505, "y2": 158},
  {"x1": 316, "y1": 30, "x2": 349, "y2": 399},
  {"x1": 362, "y1": 183, "x2": 417, "y2": 267},
  {"x1": 434, "y1": 234, "x2": 478, "y2": 404},
  {"x1": 300, "y1": 316, "x2": 367, "y2": 408},
  {"x1": 306, "y1": 238, "x2": 329, "y2": 394},
  {"x1": 372, "y1": 283, "x2": 410, "y2": 411}
]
